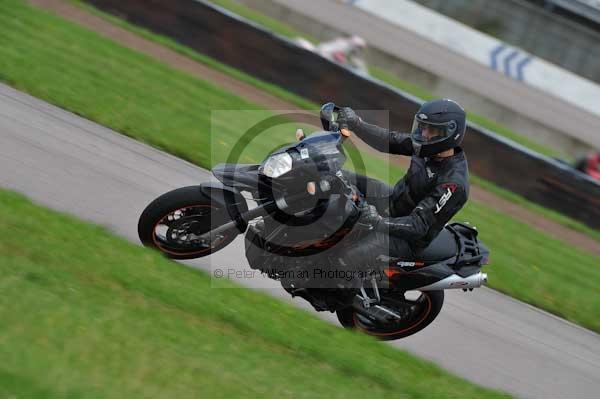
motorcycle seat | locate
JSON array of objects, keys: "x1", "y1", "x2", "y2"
[
  {"x1": 418, "y1": 228, "x2": 458, "y2": 262},
  {"x1": 380, "y1": 227, "x2": 458, "y2": 265}
]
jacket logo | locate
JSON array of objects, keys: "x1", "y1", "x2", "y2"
[{"x1": 435, "y1": 186, "x2": 457, "y2": 214}]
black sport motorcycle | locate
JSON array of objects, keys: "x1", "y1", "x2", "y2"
[{"x1": 138, "y1": 103, "x2": 490, "y2": 340}]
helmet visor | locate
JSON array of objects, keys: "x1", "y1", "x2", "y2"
[{"x1": 411, "y1": 116, "x2": 458, "y2": 145}]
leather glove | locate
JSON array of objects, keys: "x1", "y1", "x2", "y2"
[
  {"x1": 355, "y1": 203, "x2": 382, "y2": 230},
  {"x1": 337, "y1": 107, "x2": 362, "y2": 130}
]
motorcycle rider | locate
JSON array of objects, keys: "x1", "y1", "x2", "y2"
[{"x1": 335, "y1": 99, "x2": 470, "y2": 283}]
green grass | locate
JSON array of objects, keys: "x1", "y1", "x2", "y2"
[
  {"x1": 0, "y1": 188, "x2": 512, "y2": 398},
  {"x1": 2, "y1": 0, "x2": 600, "y2": 332},
  {"x1": 208, "y1": 0, "x2": 318, "y2": 42}
]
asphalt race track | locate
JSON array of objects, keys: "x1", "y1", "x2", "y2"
[{"x1": 1, "y1": 84, "x2": 599, "y2": 398}]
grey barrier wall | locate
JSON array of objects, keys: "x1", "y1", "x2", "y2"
[{"x1": 85, "y1": 0, "x2": 600, "y2": 229}]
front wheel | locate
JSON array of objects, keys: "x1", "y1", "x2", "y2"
[
  {"x1": 138, "y1": 186, "x2": 239, "y2": 259},
  {"x1": 336, "y1": 290, "x2": 444, "y2": 340}
]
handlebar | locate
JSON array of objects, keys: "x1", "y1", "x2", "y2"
[{"x1": 320, "y1": 102, "x2": 352, "y2": 137}]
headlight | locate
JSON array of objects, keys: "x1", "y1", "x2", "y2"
[{"x1": 262, "y1": 152, "x2": 293, "y2": 178}]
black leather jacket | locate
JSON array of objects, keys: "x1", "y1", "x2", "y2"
[{"x1": 354, "y1": 121, "x2": 470, "y2": 251}]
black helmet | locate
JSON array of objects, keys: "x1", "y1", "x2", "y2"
[{"x1": 410, "y1": 99, "x2": 466, "y2": 157}]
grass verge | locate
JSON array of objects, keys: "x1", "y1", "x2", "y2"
[
  {"x1": 0, "y1": 189, "x2": 512, "y2": 398},
  {"x1": 2, "y1": 0, "x2": 600, "y2": 332}
]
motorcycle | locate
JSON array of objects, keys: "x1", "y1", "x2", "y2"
[{"x1": 138, "y1": 103, "x2": 490, "y2": 340}]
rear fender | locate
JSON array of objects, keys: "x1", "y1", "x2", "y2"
[
  {"x1": 447, "y1": 222, "x2": 489, "y2": 268},
  {"x1": 212, "y1": 163, "x2": 261, "y2": 192}
]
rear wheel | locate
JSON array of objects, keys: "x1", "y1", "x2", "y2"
[
  {"x1": 336, "y1": 290, "x2": 444, "y2": 340},
  {"x1": 138, "y1": 186, "x2": 239, "y2": 259}
]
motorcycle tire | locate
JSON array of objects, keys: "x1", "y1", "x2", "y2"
[
  {"x1": 138, "y1": 186, "x2": 239, "y2": 259},
  {"x1": 336, "y1": 290, "x2": 444, "y2": 340}
]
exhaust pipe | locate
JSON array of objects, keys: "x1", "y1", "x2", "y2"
[{"x1": 416, "y1": 272, "x2": 488, "y2": 291}]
